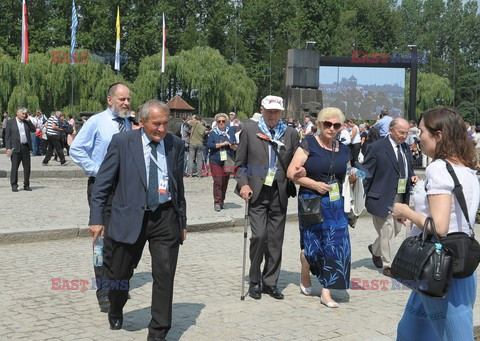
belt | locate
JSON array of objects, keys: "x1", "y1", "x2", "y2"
[{"x1": 144, "y1": 201, "x2": 172, "y2": 211}]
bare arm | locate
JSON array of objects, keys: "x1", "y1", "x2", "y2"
[{"x1": 286, "y1": 147, "x2": 331, "y2": 194}]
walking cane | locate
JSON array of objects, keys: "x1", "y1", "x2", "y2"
[{"x1": 241, "y1": 198, "x2": 249, "y2": 300}]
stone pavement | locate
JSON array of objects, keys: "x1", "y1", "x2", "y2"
[
  {"x1": 0, "y1": 154, "x2": 297, "y2": 243},
  {"x1": 1, "y1": 152, "x2": 479, "y2": 340},
  {"x1": 3, "y1": 219, "x2": 480, "y2": 340}
]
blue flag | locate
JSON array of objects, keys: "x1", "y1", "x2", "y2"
[{"x1": 71, "y1": 0, "x2": 78, "y2": 64}]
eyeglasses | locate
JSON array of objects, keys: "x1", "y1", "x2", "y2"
[
  {"x1": 217, "y1": 120, "x2": 226, "y2": 123},
  {"x1": 322, "y1": 121, "x2": 342, "y2": 129}
]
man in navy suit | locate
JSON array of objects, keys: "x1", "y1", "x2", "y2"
[
  {"x1": 89, "y1": 100, "x2": 187, "y2": 341},
  {"x1": 363, "y1": 118, "x2": 419, "y2": 277},
  {"x1": 5, "y1": 108, "x2": 36, "y2": 192}
]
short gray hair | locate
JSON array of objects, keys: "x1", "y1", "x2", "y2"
[{"x1": 138, "y1": 100, "x2": 170, "y2": 121}]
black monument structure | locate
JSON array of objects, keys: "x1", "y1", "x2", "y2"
[{"x1": 285, "y1": 46, "x2": 419, "y2": 122}]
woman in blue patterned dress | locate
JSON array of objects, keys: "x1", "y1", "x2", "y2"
[{"x1": 287, "y1": 107, "x2": 356, "y2": 308}]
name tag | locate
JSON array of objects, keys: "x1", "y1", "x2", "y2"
[
  {"x1": 329, "y1": 181, "x2": 340, "y2": 202},
  {"x1": 398, "y1": 178, "x2": 407, "y2": 194},
  {"x1": 158, "y1": 177, "x2": 168, "y2": 195},
  {"x1": 220, "y1": 149, "x2": 227, "y2": 161},
  {"x1": 264, "y1": 168, "x2": 276, "y2": 186}
]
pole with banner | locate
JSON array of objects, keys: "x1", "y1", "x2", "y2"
[
  {"x1": 114, "y1": 7, "x2": 120, "y2": 80},
  {"x1": 161, "y1": 13, "x2": 166, "y2": 101},
  {"x1": 71, "y1": 0, "x2": 78, "y2": 117},
  {"x1": 20, "y1": 0, "x2": 29, "y2": 108}
]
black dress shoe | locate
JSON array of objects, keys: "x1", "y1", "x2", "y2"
[
  {"x1": 23, "y1": 186, "x2": 32, "y2": 191},
  {"x1": 248, "y1": 282, "x2": 262, "y2": 300},
  {"x1": 98, "y1": 296, "x2": 110, "y2": 313},
  {"x1": 108, "y1": 312, "x2": 123, "y2": 330},
  {"x1": 12, "y1": 187, "x2": 18, "y2": 192},
  {"x1": 262, "y1": 285, "x2": 284, "y2": 299},
  {"x1": 368, "y1": 244, "x2": 383, "y2": 269},
  {"x1": 147, "y1": 334, "x2": 166, "y2": 341}
]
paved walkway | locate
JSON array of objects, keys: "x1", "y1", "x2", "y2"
[
  {"x1": 3, "y1": 219, "x2": 479, "y2": 340},
  {"x1": 0, "y1": 154, "x2": 297, "y2": 243},
  {"x1": 1, "y1": 152, "x2": 479, "y2": 340}
]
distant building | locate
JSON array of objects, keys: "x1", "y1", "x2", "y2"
[
  {"x1": 348, "y1": 75, "x2": 357, "y2": 86},
  {"x1": 166, "y1": 95, "x2": 195, "y2": 118}
]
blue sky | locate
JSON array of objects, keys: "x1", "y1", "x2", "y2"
[{"x1": 320, "y1": 66, "x2": 406, "y2": 87}]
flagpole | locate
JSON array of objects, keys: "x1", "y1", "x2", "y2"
[
  {"x1": 71, "y1": 64, "x2": 74, "y2": 116},
  {"x1": 19, "y1": 63, "x2": 24, "y2": 107},
  {"x1": 161, "y1": 13, "x2": 166, "y2": 102}
]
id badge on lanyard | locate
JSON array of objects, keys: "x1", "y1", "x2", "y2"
[
  {"x1": 220, "y1": 149, "x2": 227, "y2": 161},
  {"x1": 264, "y1": 168, "x2": 277, "y2": 186},
  {"x1": 158, "y1": 176, "x2": 168, "y2": 195},
  {"x1": 328, "y1": 180, "x2": 340, "y2": 202},
  {"x1": 397, "y1": 178, "x2": 407, "y2": 194}
]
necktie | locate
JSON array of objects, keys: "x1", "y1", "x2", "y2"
[
  {"x1": 147, "y1": 141, "x2": 159, "y2": 211},
  {"x1": 115, "y1": 117, "x2": 126, "y2": 132},
  {"x1": 269, "y1": 129, "x2": 276, "y2": 169},
  {"x1": 397, "y1": 145, "x2": 405, "y2": 178}
]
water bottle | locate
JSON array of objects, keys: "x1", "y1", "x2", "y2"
[
  {"x1": 93, "y1": 237, "x2": 103, "y2": 267},
  {"x1": 347, "y1": 166, "x2": 366, "y2": 179}
]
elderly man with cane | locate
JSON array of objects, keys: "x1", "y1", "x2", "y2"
[{"x1": 235, "y1": 95, "x2": 302, "y2": 300}]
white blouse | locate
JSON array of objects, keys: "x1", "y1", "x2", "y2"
[{"x1": 411, "y1": 159, "x2": 479, "y2": 236}]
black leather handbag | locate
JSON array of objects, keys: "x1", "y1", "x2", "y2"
[
  {"x1": 298, "y1": 194, "x2": 323, "y2": 227},
  {"x1": 440, "y1": 161, "x2": 480, "y2": 278},
  {"x1": 391, "y1": 217, "x2": 453, "y2": 298}
]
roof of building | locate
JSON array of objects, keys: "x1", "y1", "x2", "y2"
[{"x1": 166, "y1": 95, "x2": 195, "y2": 111}]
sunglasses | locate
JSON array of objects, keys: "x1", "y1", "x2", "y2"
[
  {"x1": 322, "y1": 121, "x2": 342, "y2": 130},
  {"x1": 217, "y1": 120, "x2": 226, "y2": 123}
]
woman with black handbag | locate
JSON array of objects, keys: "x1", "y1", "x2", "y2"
[
  {"x1": 392, "y1": 108, "x2": 479, "y2": 340},
  {"x1": 287, "y1": 107, "x2": 357, "y2": 308}
]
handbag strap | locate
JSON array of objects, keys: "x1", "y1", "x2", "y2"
[
  {"x1": 423, "y1": 216, "x2": 441, "y2": 243},
  {"x1": 269, "y1": 141, "x2": 289, "y2": 175},
  {"x1": 443, "y1": 160, "x2": 474, "y2": 236}
]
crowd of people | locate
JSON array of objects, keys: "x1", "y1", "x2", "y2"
[{"x1": 2, "y1": 88, "x2": 479, "y2": 340}]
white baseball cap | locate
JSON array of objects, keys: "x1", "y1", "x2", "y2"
[
  {"x1": 261, "y1": 95, "x2": 284, "y2": 111},
  {"x1": 250, "y1": 112, "x2": 262, "y2": 122}
]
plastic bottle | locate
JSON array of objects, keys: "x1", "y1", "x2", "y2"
[
  {"x1": 347, "y1": 166, "x2": 366, "y2": 180},
  {"x1": 93, "y1": 237, "x2": 103, "y2": 267}
]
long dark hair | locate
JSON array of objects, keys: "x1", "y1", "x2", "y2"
[{"x1": 421, "y1": 107, "x2": 476, "y2": 169}]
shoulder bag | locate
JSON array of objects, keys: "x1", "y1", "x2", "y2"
[
  {"x1": 391, "y1": 217, "x2": 453, "y2": 298},
  {"x1": 440, "y1": 161, "x2": 480, "y2": 278}
]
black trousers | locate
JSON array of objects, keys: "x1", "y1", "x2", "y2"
[
  {"x1": 43, "y1": 135, "x2": 65, "y2": 164},
  {"x1": 10, "y1": 144, "x2": 31, "y2": 188},
  {"x1": 108, "y1": 204, "x2": 181, "y2": 339},
  {"x1": 248, "y1": 183, "x2": 287, "y2": 287},
  {"x1": 87, "y1": 177, "x2": 113, "y2": 301}
]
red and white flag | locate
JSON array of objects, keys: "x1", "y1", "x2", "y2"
[
  {"x1": 21, "y1": 0, "x2": 29, "y2": 64},
  {"x1": 161, "y1": 13, "x2": 166, "y2": 73}
]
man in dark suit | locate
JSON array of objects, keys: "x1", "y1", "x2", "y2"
[
  {"x1": 89, "y1": 100, "x2": 187, "y2": 341},
  {"x1": 363, "y1": 118, "x2": 419, "y2": 277},
  {"x1": 5, "y1": 108, "x2": 36, "y2": 192},
  {"x1": 235, "y1": 95, "x2": 300, "y2": 300}
]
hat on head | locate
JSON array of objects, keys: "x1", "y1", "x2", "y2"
[
  {"x1": 261, "y1": 95, "x2": 284, "y2": 111},
  {"x1": 250, "y1": 112, "x2": 262, "y2": 122}
]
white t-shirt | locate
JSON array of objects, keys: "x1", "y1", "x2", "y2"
[
  {"x1": 411, "y1": 159, "x2": 479, "y2": 236},
  {"x1": 351, "y1": 125, "x2": 361, "y2": 144}
]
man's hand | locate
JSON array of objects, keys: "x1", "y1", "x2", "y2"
[
  {"x1": 411, "y1": 175, "x2": 419, "y2": 186},
  {"x1": 6, "y1": 149, "x2": 12, "y2": 157},
  {"x1": 182, "y1": 229, "x2": 187, "y2": 242},
  {"x1": 89, "y1": 224, "x2": 104, "y2": 243},
  {"x1": 240, "y1": 184, "x2": 253, "y2": 201}
]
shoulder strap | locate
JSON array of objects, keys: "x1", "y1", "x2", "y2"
[
  {"x1": 270, "y1": 141, "x2": 288, "y2": 174},
  {"x1": 444, "y1": 160, "x2": 474, "y2": 236}
]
